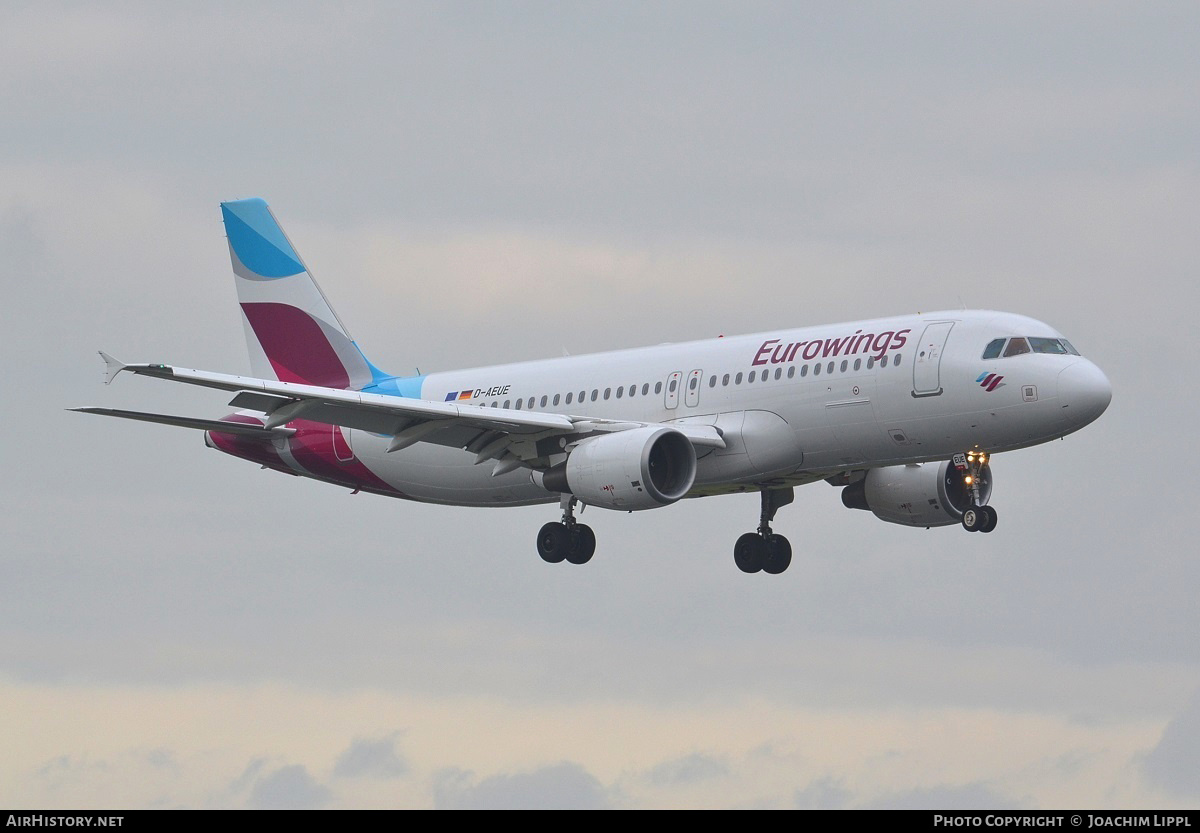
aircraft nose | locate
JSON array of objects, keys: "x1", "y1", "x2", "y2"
[{"x1": 1057, "y1": 361, "x2": 1112, "y2": 428}]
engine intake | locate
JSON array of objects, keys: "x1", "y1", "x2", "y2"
[
  {"x1": 541, "y1": 426, "x2": 697, "y2": 511},
  {"x1": 841, "y1": 460, "x2": 992, "y2": 527}
]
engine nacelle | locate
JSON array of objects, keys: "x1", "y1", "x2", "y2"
[
  {"x1": 841, "y1": 460, "x2": 992, "y2": 527},
  {"x1": 540, "y1": 426, "x2": 697, "y2": 511}
]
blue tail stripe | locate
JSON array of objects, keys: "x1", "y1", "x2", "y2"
[{"x1": 221, "y1": 198, "x2": 304, "y2": 278}]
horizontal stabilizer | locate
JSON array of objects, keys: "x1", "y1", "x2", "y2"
[{"x1": 69, "y1": 407, "x2": 295, "y2": 438}]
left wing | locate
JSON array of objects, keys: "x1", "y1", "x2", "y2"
[{"x1": 89, "y1": 354, "x2": 725, "y2": 474}]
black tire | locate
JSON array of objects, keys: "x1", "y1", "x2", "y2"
[
  {"x1": 537, "y1": 522, "x2": 569, "y2": 563},
  {"x1": 566, "y1": 524, "x2": 596, "y2": 564},
  {"x1": 762, "y1": 534, "x2": 792, "y2": 574},
  {"x1": 980, "y1": 505, "x2": 998, "y2": 533},
  {"x1": 734, "y1": 532, "x2": 766, "y2": 573},
  {"x1": 961, "y1": 507, "x2": 983, "y2": 533}
]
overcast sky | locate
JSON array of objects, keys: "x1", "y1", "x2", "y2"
[{"x1": 3, "y1": 1, "x2": 1199, "y2": 809}]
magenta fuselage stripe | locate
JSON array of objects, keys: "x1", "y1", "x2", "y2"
[
  {"x1": 284, "y1": 419, "x2": 402, "y2": 495},
  {"x1": 207, "y1": 415, "x2": 291, "y2": 472}
]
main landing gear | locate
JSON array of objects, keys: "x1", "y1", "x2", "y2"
[
  {"x1": 734, "y1": 487, "x2": 794, "y2": 575},
  {"x1": 536, "y1": 495, "x2": 596, "y2": 565},
  {"x1": 957, "y1": 450, "x2": 998, "y2": 534}
]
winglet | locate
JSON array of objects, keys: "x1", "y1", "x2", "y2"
[{"x1": 98, "y1": 351, "x2": 127, "y2": 384}]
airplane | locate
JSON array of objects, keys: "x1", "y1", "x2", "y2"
[{"x1": 73, "y1": 198, "x2": 1112, "y2": 574}]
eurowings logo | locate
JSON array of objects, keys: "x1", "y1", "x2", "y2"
[{"x1": 976, "y1": 372, "x2": 1005, "y2": 392}]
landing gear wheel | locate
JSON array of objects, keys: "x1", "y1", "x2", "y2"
[
  {"x1": 734, "y1": 532, "x2": 767, "y2": 573},
  {"x1": 566, "y1": 524, "x2": 596, "y2": 564},
  {"x1": 537, "y1": 522, "x2": 569, "y2": 563},
  {"x1": 980, "y1": 505, "x2": 998, "y2": 533},
  {"x1": 762, "y1": 534, "x2": 792, "y2": 574},
  {"x1": 962, "y1": 506, "x2": 983, "y2": 533}
]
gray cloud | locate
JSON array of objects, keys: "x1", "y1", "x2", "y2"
[
  {"x1": 246, "y1": 764, "x2": 333, "y2": 811},
  {"x1": 794, "y1": 775, "x2": 852, "y2": 810},
  {"x1": 433, "y1": 762, "x2": 609, "y2": 810},
  {"x1": 645, "y1": 752, "x2": 729, "y2": 786},
  {"x1": 859, "y1": 782, "x2": 1022, "y2": 811},
  {"x1": 333, "y1": 733, "x2": 408, "y2": 780},
  {"x1": 1143, "y1": 691, "x2": 1200, "y2": 799}
]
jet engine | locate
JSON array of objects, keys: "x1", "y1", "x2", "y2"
[
  {"x1": 841, "y1": 460, "x2": 992, "y2": 528},
  {"x1": 539, "y1": 426, "x2": 697, "y2": 511}
]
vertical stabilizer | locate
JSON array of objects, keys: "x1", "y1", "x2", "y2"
[{"x1": 221, "y1": 198, "x2": 381, "y2": 390}]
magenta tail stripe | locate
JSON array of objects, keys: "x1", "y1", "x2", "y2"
[{"x1": 241, "y1": 302, "x2": 351, "y2": 389}]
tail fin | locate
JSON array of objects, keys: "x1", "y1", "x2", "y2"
[{"x1": 221, "y1": 198, "x2": 385, "y2": 390}]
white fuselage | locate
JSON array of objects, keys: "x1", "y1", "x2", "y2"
[{"x1": 335, "y1": 310, "x2": 1110, "y2": 506}]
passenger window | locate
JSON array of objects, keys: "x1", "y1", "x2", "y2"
[
  {"x1": 735, "y1": 372, "x2": 743, "y2": 384},
  {"x1": 774, "y1": 368, "x2": 782, "y2": 380},
  {"x1": 840, "y1": 360, "x2": 847, "y2": 372},
  {"x1": 801, "y1": 365, "x2": 808, "y2": 377},
  {"x1": 894, "y1": 353, "x2": 902, "y2": 366},
  {"x1": 629, "y1": 384, "x2": 637, "y2": 397},
  {"x1": 642, "y1": 383, "x2": 650, "y2": 395},
  {"x1": 826, "y1": 361, "x2": 834, "y2": 374},
  {"x1": 880, "y1": 356, "x2": 888, "y2": 368},
  {"x1": 579, "y1": 390, "x2": 585, "y2": 402},
  {"x1": 748, "y1": 370, "x2": 756, "y2": 382},
  {"x1": 604, "y1": 388, "x2": 611, "y2": 400},
  {"x1": 615, "y1": 386, "x2": 623, "y2": 398},
  {"x1": 591, "y1": 390, "x2": 598, "y2": 401},
  {"x1": 982, "y1": 338, "x2": 1005, "y2": 360},
  {"x1": 1004, "y1": 338, "x2": 1031, "y2": 357},
  {"x1": 503, "y1": 400, "x2": 511, "y2": 409},
  {"x1": 515, "y1": 399, "x2": 523, "y2": 410},
  {"x1": 540, "y1": 395, "x2": 547, "y2": 407},
  {"x1": 867, "y1": 357, "x2": 874, "y2": 369},
  {"x1": 787, "y1": 366, "x2": 795, "y2": 379},
  {"x1": 853, "y1": 359, "x2": 861, "y2": 371},
  {"x1": 814, "y1": 363, "x2": 821, "y2": 376},
  {"x1": 689, "y1": 377, "x2": 698, "y2": 390},
  {"x1": 553, "y1": 394, "x2": 560, "y2": 406},
  {"x1": 655, "y1": 382, "x2": 662, "y2": 394},
  {"x1": 722, "y1": 374, "x2": 730, "y2": 386},
  {"x1": 709, "y1": 375, "x2": 716, "y2": 388},
  {"x1": 527, "y1": 397, "x2": 535, "y2": 409},
  {"x1": 566, "y1": 392, "x2": 573, "y2": 405},
  {"x1": 669, "y1": 379, "x2": 677, "y2": 392}
]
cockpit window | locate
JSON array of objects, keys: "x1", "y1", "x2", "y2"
[
  {"x1": 987, "y1": 335, "x2": 1082, "y2": 359},
  {"x1": 1029, "y1": 337, "x2": 1068, "y2": 355},
  {"x1": 1003, "y1": 337, "x2": 1031, "y2": 357}
]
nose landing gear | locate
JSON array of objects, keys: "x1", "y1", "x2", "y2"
[{"x1": 957, "y1": 450, "x2": 997, "y2": 533}]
